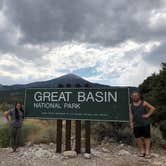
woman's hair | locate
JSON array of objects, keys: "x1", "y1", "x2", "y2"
[
  {"x1": 131, "y1": 91, "x2": 144, "y2": 100},
  {"x1": 15, "y1": 102, "x2": 24, "y2": 121},
  {"x1": 131, "y1": 91, "x2": 141, "y2": 96}
]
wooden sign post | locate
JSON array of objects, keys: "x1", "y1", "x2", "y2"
[
  {"x1": 84, "y1": 83, "x2": 91, "y2": 154},
  {"x1": 75, "y1": 120, "x2": 81, "y2": 153},
  {"x1": 85, "y1": 121, "x2": 91, "y2": 153},
  {"x1": 56, "y1": 119, "x2": 62, "y2": 153},
  {"x1": 65, "y1": 120, "x2": 71, "y2": 150},
  {"x1": 65, "y1": 84, "x2": 72, "y2": 151},
  {"x1": 56, "y1": 84, "x2": 64, "y2": 153}
]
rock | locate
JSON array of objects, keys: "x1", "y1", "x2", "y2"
[
  {"x1": 49, "y1": 142, "x2": 55, "y2": 148},
  {"x1": 101, "y1": 147, "x2": 110, "y2": 153},
  {"x1": 18, "y1": 152, "x2": 24, "y2": 157},
  {"x1": 91, "y1": 149, "x2": 103, "y2": 157},
  {"x1": 0, "y1": 161, "x2": 5, "y2": 165},
  {"x1": 102, "y1": 136, "x2": 110, "y2": 143},
  {"x1": 44, "y1": 150, "x2": 52, "y2": 158},
  {"x1": 119, "y1": 144, "x2": 124, "y2": 147},
  {"x1": 35, "y1": 149, "x2": 52, "y2": 158},
  {"x1": 60, "y1": 155, "x2": 69, "y2": 160},
  {"x1": 62, "y1": 162, "x2": 68, "y2": 165},
  {"x1": 118, "y1": 149, "x2": 131, "y2": 156},
  {"x1": 84, "y1": 153, "x2": 91, "y2": 159},
  {"x1": 152, "y1": 161, "x2": 163, "y2": 166},
  {"x1": 39, "y1": 144, "x2": 49, "y2": 150},
  {"x1": 151, "y1": 153, "x2": 159, "y2": 158},
  {"x1": 63, "y1": 150, "x2": 77, "y2": 158},
  {"x1": 26, "y1": 141, "x2": 33, "y2": 147},
  {"x1": 51, "y1": 154, "x2": 59, "y2": 160}
]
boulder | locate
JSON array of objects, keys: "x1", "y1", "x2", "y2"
[
  {"x1": 151, "y1": 153, "x2": 159, "y2": 158},
  {"x1": 119, "y1": 144, "x2": 124, "y2": 147},
  {"x1": 63, "y1": 151, "x2": 77, "y2": 158},
  {"x1": 49, "y1": 142, "x2": 55, "y2": 148},
  {"x1": 35, "y1": 149, "x2": 52, "y2": 158},
  {"x1": 152, "y1": 161, "x2": 163, "y2": 166},
  {"x1": 84, "y1": 153, "x2": 91, "y2": 159},
  {"x1": 118, "y1": 149, "x2": 131, "y2": 156},
  {"x1": 101, "y1": 147, "x2": 110, "y2": 153},
  {"x1": 26, "y1": 141, "x2": 33, "y2": 147}
]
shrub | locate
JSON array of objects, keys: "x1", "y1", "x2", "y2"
[
  {"x1": 160, "y1": 120, "x2": 166, "y2": 139},
  {"x1": 21, "y1": 121, "x2": 41, "y2": 144},
  {"x1": 0, "y1": 124, "x2": 10, "y2": 148},
  {"x1": 0, "y1": 121, "x2": 41, "y2": 148},
  {"x1": 92, "y1": 122, "x2": 166, "y2": 148},
  {"x1": 0, "y1": 102, "x2": 11, "y2": 113},
  {"x1": 30, "y1": 126, "x2": 56, "y2": 144},
  {"x1": 92, "y1": 122, "x2": 134, "y2": 145},
  {"x1": 116, "y1": 126, "x2": 134, "y2": 144},
  {"x1": 151, "y1": 125, "x2": 166, "y2": 148}
]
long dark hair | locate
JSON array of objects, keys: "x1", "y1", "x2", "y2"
[{"x1": 15, "y1": 102, "x2": 24, "y2": 121}]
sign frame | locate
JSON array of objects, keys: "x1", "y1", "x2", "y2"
[{"x1": 24, "y1": 87, "x2": 130, "y2": 122}]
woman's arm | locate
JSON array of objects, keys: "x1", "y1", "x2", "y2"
[
  {"x1": 3, "y1": 111, "x2": 10, "y2": 123},
  {"x1": 142, "y1": 101, "x2": 156, "y2": 119},
  {"x1": 129, "y1": 104, "x2": 134, "y2": 129}
]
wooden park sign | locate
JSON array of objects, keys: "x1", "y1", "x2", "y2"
[
  {"x1": 24, "y1": 87, "x2": 130, "y2": 154},
  {"x1": 24, "y1": 88, "x2": 130, "y2": 121}
]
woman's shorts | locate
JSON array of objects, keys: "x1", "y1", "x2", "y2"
[{"x1": 133, "y1": 124, "x2": 151, "y2": 138}]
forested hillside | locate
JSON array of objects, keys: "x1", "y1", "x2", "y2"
[{"x1": 139, "y1": 62, "x2": 166, "y2": 138}]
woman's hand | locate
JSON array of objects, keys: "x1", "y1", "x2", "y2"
[
  {"x1": 142, "y1": 114, "x2": 150, "y2": 119},
  {"x1": 3, "y1": 111, "x2": 10, "y2": 124}
]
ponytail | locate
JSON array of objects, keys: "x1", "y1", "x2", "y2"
[
  {"x1": 15, "y1": 105, "x2": 20, "y2": 121},
  {"x1": 20, "y1": 107, "x2": 24, "y2": 119}
]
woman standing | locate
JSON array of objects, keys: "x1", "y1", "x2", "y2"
[
  {"x1": 129, "y1": 92, "x2": 155, "y2": 159},
  {"x1": 4, "y1": 102, "x2": 24, "y2": 152}
]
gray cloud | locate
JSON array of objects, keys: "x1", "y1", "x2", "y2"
[
  {"x1": 0, "y1": 64, "x2": 21, "y2": 74},
  {"x1": 0, "y1": 18, "x2": 48, "y2": 65},
  {"x1": 143, "y1": 41, "x2": 166, "y2": 65},
  {"x1": 0, "y1": 0, "x2": 166, "y2": 85},
  {"x1": 3, "y1": 0, "x2": 166, "y2": 46},
  {"x1": 0, "y1": 0, "x2": 3, "y2": 9}
]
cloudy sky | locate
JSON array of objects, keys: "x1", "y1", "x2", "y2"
[{"x1": 0, "y1": 0, "x2": 166, "y2": 86}]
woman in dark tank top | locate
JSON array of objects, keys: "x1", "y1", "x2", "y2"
[
  {"x1": 129, "y1": 92, "x2": 155, "y2": 159},
  {"x1": 131, "y1": 100, "x2": 150, "y2": 127}
]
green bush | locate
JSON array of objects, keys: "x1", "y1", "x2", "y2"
[
  {"x1": 0, "y1": 102, "x2": 11, "y2": 113},
  {"x1": 92, "y1": 122, "x2": 134, "y2": 145},
  {"x1": 116, "y1": 126, "x2": 134, "y2": 144},
  {"x1": 160, "y1": 120, "x2": 166, "y2": 139},
  {"x1": 92, "y1": 122, "x2": 166, "y2": 148},
  {"x1": 21, "y1": 122, "x2": 40, "y2": 144},
  {"x1": 30, "y1": 126, "x2": 57, "y2": 144},
  {"x1": 0, "y1": 122, "x2": 40, "y2": 148},
  {"x1": 0, "y1": 124, "x2": 10, "y2": 148},
  {"x1": 151, "y1": 126, "x2": 166, "y2": 148}
]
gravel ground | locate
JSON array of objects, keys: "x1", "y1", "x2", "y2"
[{"x1": 0, "y1": 143, "x2": 166, "y2": 166}]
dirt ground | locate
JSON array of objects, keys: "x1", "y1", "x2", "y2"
[{"x1": 0, "y1": 143, "x2": 165, "y2": 166}]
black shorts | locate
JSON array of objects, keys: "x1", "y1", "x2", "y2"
[{"x1": 133, "y1": 125, "x2": 151, "y2": 138}]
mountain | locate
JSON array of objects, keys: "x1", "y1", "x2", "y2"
[
  {"x1": 0, "y1": 74, "x2": 110, "y2": 103},
  {"x1": 0, "y1": 74, "x2": 109, "y2": 91},
  {"x1": 0, "y1": 73, "x2": 137, "y2": 103},
  {"x1": 0, "y1": 84, "x2": 3, "y2": 89}
]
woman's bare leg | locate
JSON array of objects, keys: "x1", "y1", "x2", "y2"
[
  {"x1": 144, "y1": 138, "x2": 151, "y2": 157},
  {"x1": 136, "y1": 138, "x2": 145, "y2": 155}
]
